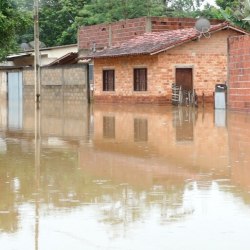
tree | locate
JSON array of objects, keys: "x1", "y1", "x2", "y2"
[
  {"x1": 39, "y1": 0, "x2": 89, "y2": 46},
  {"x1": 74, "y1": 0, "x2": 166, "y2": 26},
  {"x1": 164, "y1": 0, "x2": 205, "y2": 17},
  {"x1": 216, "y1": 0, "x2": 250, "y2": 30},
  {"x1": 0, "y1": 0, "x2": 32, "y2": 60}
]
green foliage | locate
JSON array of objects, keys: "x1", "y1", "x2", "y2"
[
  {"x1": 197, "y1": 4, "x2": 223, "y2": 19},
  {"x1": 215, "y1": 0, "x2": 240, "y2": 10},
  {"x1": 7, "y1": 0, "x2": 249, "y2": 53},
  {"x1": 0, "y1": 0, "x2": 32, "y2": 60},
  {"x1": 74, "y1": 0, "x2": 166, "y2": 26},
  {"x1": 167, "y1": 0, "x2": 204, "y2": 12},
  {"x1": 216, "y1": 0, "x2": 250, "y2": 31},
  {"x1": 39, "y1": 0, "x2": 89, "y2": 46}
]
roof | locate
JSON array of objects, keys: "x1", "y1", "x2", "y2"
[
  {"x1": 48, "y1": 52, "x2": 78, "y2": 66},
  {"x1": 86, "y1": 22, "x2": 248, "y2": 59},
  {"x1": 6, "y1": 53, "x2": 32, "y2": 60},
  {"x1": 48, "y1": 53, "x2": 91, "y2": 66},
  {"x1": 19, "y1": 43, "x2": 77, "y2": 53}
]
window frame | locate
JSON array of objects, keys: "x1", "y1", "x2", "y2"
[
  {"x1": 103, "y1": 69, "x2": 115, "y2": 91},
  {"x1": 133, "y1": 68, "x2": 147, "y2": 91}
]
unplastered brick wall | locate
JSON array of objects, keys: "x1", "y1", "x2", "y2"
[
  {"x1": 78, "y1": 17, "x2": 148, "y2": 51},
  {"x1": 228, "y1": 35, "x2": 250, "y2": 111},
  {"x1": 94, "y1": 55, "x2": 167, "y2": 104},
  {"x1": 93, "y1": 29, "x2": 239, "y2": 104},
  {"x1": 78, "y1": 17, "x2": 223, "y2": 52},
  {"x1": 151, "y1": 17, "x2": 222, "y2": 32}
]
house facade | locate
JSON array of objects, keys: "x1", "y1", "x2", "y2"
[
  {"x1": 86, "y1": 23, "x2": 247, "y2": 104},
  {"x1": 4, "y1": 44, "x2": 78, "y2": 67}
]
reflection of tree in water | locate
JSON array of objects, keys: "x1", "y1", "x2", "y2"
[
  {"x1": 217, "y1": 180, "x2": 250, "y2": 205},
  {"x1": 0, "y1": 174, "x2": 18, "y2": 233},
  {"x1": 0, "y1": 212, "x2": 18, "y2": 233},
  {"x1": 33, "y1": 149, "x2": 190, "y2": 226},
  {"x1": 1, "y1": 134, "x2": 250, "y2": 236},
  {"x1": 88, "y1": 182, "x2": 190, "y2": 226},
  {"x1": 0, "y1": 139, "x2": 194, "y2": 234},
  {"x1": 0, "y1": 142, "x2": 35, "y2": 233}
]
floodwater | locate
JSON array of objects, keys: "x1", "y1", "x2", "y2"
[{"x1": 0, "y1": 100, "x2": 250, "y2": 250}]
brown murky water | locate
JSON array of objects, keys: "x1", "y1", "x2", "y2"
[{"x1": 0, "y1": 101, "x2": 250, "y2": 250}]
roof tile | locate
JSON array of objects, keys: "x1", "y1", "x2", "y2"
[{"x1": 86, "y1": 22, "x2": 247, "y2": 58}]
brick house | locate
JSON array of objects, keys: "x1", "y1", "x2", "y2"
[
  {"x1": 78, "y1": 17, "x2": 223, "y2": 55},
  {"x1": 84, "y1": 21, "x2": 247, "y2": 104},
  {"x1": 228, "y1": 35, "x2": 250, "y2": 111}
]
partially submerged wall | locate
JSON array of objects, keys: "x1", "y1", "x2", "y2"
[
  {"x1": 0, "y1": 70, "x2": 7, "y2": 99},
  {"x1": 23, "y1": 64, "x2": 88, "y2": 103},
  {"x1": 93, "y1": 29, "x2": 239, "y2": 104},
  {"x1": 228, "y1": 35, "x2": 250, "y2": 111}
]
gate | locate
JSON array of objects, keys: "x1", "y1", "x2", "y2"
[{"x1": 7, "y1": 72, "x2": 23, "y2": 129}]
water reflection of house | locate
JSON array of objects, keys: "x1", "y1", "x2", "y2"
[
  {"x1": 85, "y1": 22, "x2": 247, "y2": 104},
  {"x1": 2, "y1": 104, "x2": 250, "y2": 234},
  {"x1": 228, "y1": 112, "x2": 250, "y2": 197},
  {"x1": 79, "y1": 104, "x2": 230, "y2": 186}
]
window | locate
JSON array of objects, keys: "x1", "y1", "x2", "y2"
[
  {"x1": 103, "y1": 116, "x2": 115, "y2": 139},
  {"x1": 134, "y1": 68, "x2": 147, "y2": 91},
  {"x1": 103, "y1": 70, "x2": 115, "y2": 91},
  {"x1": 134, "y1": 118, "x2": 148, "y2": 142}
]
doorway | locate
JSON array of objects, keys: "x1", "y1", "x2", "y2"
[
  {"x1": 175, "y1": 68, "x2": 193, "y2": 91},
  {"x1": 7, "y1": 71, "x2": 23, "y2": 129}
]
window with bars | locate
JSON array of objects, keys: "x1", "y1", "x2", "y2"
[
  {"x1": 134, "y1": 68, "x2": 147, "y2": 91},
  {"x1": 103, "y1": 70, "x2": 115, "y2": 91}
]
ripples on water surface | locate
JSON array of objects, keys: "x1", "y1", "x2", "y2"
[{"x1": 0, "y1": 101, "x2": 250, "y2": 249}]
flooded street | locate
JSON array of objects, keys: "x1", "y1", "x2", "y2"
[{"x1": 0, "y1": 101, "x2": 250, "y2": 250}]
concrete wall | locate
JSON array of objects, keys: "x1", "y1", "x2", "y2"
[
  {"x1": 93, "y1": 29, "x2": 239, "y2": 104},
  {"x1": 0, "y1": 71, "x2": 7, "y2": 99},
  {"x1": 228, "y1": 35, "x2": 250, "y2": 111},
  {"x1": 78, "y1": 17, "x2": 223, "y2": 52},
  {"x1": 23, "y1": 64, "x2": 88, "y2": 103}
]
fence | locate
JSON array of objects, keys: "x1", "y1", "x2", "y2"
[{"x1": 171, "y1": 83, "x2": 198, "y2": 107}]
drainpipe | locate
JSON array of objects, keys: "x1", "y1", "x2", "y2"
[{"x1": 86, "y1": 63, "x2": 90, "y2": 104}]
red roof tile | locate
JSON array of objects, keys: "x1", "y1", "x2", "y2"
[{"x1": 86, "y1": 22, "x2": 247, "y2": 58}]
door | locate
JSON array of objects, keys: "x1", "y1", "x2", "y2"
[
  {"x1": 7, "y1": 72, "x2": 23, "y2": 129},
  {"x1": 175, "y1": 68, "x2": 193, "y2": 90}
]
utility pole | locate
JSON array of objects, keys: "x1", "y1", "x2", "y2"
[
  {"x1": 34, "y1": 0, "x2": 41, "y2": 104},
  {"x1": 34, "y1": 2, "x2": 41, "y2": 246}
]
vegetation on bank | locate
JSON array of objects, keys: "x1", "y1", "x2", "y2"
[{"x1": 0, "y1": 0, "x2": 250, "y2": 60}]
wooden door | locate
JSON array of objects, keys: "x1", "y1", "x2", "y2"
[{"x1": 175, "y1": 68, "x2": 193, "y2": 90}]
